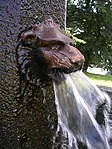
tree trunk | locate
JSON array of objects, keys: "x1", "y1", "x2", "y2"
[
  {"x1": 83, "y1": 50, "x2": 91, "y2": 70},
  {"x1": 0, "y1": 0, "x2": 65, "y2": 149}
]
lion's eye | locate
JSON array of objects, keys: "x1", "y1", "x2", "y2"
[
  {"x1": 26, "y1": 35, "x2": 35, "y2": 44},
  {"x1": 21, "y1": 32, "x2": 36, "y2": 46}
]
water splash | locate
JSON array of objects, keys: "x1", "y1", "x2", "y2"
[{"x1": 53, "y1": 71, "x2": 112, "y2": 149}]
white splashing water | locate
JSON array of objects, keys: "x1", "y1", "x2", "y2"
[{"x1": 53, "y1": 71, "x2": 112, "y2": 149}]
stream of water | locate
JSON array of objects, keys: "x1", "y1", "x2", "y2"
[{"x1": 53, "y1": 71, "x2": 112, "y2": 149}]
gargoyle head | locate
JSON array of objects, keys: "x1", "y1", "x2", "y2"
[{"x1": 20, "y1": 19, "x2": 85, "y2": 80}]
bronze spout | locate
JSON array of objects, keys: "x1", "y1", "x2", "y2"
[{"x1": 20, "y1": 19, "x2": 85, "y2": 76}]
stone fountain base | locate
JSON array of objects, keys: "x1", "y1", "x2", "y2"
[{"x1": 98, "y1": 85, "x2": 112, "y2": 100}]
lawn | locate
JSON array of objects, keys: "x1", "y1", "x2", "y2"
[{"x1": 84, "y1": 71, "x2": 112, "y2": 88}]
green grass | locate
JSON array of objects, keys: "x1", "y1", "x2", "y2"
[{"x1": 84, "y1": 71, "x2": 112, "y2": 87}]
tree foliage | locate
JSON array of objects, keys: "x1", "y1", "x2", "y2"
[{"x1": 66, "y1": 0, "x2": 112, "y2": 71}]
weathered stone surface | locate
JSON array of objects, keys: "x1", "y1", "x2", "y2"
[{"x1": 0, "y1": 0, "x2": 65, "y2": 148}]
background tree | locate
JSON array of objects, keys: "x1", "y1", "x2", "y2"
[{"x1": 67, "y1": 0, "x2": 112, "y2": 71}]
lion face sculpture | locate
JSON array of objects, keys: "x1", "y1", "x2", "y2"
[{"x1": 20, "y1": 19, "x2": 85, "y2": 80}]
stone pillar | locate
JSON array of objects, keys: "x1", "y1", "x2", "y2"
[{"x1": 0, "y1": 0, "x2": 66, "y2": 148}]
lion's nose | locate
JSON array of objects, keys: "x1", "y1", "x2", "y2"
[{"x1": 60, "y1": 44, "x2": 85, "y2": 72}]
